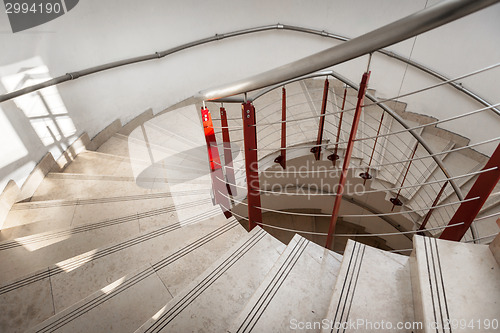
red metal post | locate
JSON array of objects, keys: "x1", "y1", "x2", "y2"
[
  {"x1": 201, "y1": 107, "x2": 232, "y2": 218},
  {"x1": 439, "y1": 143, "x2": 500, "y2": 241},
  {"x1": 418, "y1": 181, "x2": 448, "y2": 235},
  {"x1": 242, "y1": 102, "x2": 262, "y2": 230},
  {"x1": 325, "y1": 72, "x2": 371, "y2": 249},
  {"x1": 220, "y1": 106, "x2": 236, "y2": 195},
  {"x1": 311, "y1": 78, "x2": 329, "y2": 160},
  {"x1": 274, "y1": 87, "x2": 287, "y2": 169},
  {"x1": 360, "y1": 111, "x2": 385, "y2": 183},
  {"x1": 390, "y1": 142, "x2": 418, "y2": 211},
  {"x1": 328, "y1": 87, "x2": 347, "y2": 165}
]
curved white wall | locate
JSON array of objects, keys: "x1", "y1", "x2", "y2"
[{"x1": 0, "y1": 0, "x2": 499, "y2": 192}]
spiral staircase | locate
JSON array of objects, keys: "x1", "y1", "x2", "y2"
[
  {"x1": 0, "y1": 73, "x2": 498, "y2": 332},
  {"x1": 1, "y1": 1, "x2": 500, "y2": 332}
]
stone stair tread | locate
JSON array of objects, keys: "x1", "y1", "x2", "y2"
[
  {"x1": 62, "y1": 151, "x2": 132, "y2": 176},
  {"x1": 411, "y1": 235, "x2": 500, "y2": 332},
  {"x1": 63, "y1": 149, "x2": 207, "y2": 180},
  {"x1": 1, "y1": 204, "x2": 77, "y2": 241},
  {"x1": 321, "y1": 239, "x2": 414, "y2": 333},
  {"x1": 0, "y1": 191, "x2": 189, "y2": 241},
  {"x1": 29, "y1": 172, "x2": 211, "y2": 201},
  {"x1": 25, "y1": 220, "x2": 255, "y2": 333},
  {"x1": 228, "y1": 234, "x2": 342, "y2": 333},
  {"x1": 0, "y1": 210, "x2": 244, "y2": 332},
  {"x1": 0, "y1": 197, "x2": 216, "y2": 281},
  {"x1": 134, "y1": 227, "x2": 285, "y2": 333}
]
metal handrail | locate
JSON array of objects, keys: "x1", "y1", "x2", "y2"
[
  {"x1": 197, "y1": 0, "x2": 500, "y2": 102},
  {"x1": 1, "y1": 6, "x2": 498, "y2": 118},
  {"x1": 230, "y1": 209, "x2": 465, "y2": 238}
]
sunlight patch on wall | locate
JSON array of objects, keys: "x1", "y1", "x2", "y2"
[
  {"x1": 0, "y1": 106, "x2": 28, "y2": 169},
  {"x1": 1, "y1": 58, "x2": 77, "y2": 148}
]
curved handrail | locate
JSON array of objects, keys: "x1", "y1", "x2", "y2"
[
  {"x1": 197, "y1": 0, "x2": 500, "y2": 103},
  {"x1": 0, "y1": 5, "x2": 498, "y2": 117}
]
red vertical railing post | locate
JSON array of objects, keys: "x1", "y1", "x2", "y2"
[
  {"x1": 220, "y1": 105, "x2": 236, "y2": 195},
  {"x1": 242, "y1": 101, "x2": 262, "y2": 231},
  {"x1": 325, "y1": 72, "x2": 371, "y2": 249},
  {"x1": 201, "y1": 106, "x2": 232, "y2": 218},
  {"x1": 274, "y1": 87, "x2": 286, "y2": 169},
  {"x1": 418, "y1": 181, "x2": 448, "y2": 235},
  {"x1": 439, "y1": 143, "x2": 500, "y2": 241},
  {"x1": 360, "y1": 111, "x2": 385, "y2": 184},
  {"x1": 390, "y1": 142, "x2": 418, "y2": 211},
  {"x1": 311, "y1": 78, "x2": 329, "y2": 160},
  {"x1": 328, "y1": 86, "x2": 347, "y2": 165}
]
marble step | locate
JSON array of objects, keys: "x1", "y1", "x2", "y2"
[
  {"x1": 29, "y1": 172, "x2": 211, "y2": 202},
  {"x1": 0, "y1": 189, "x2": 207, "y2": 241},
  {"x1": 96, "y1": 130, "x2": 208, "y2": 162},
  {"x1": 93, "y1": 136, "x2": 211, "y2": 182},
  {"x1": 0, "y1": 210, "x2": 244, "y2": 333},
  {"x1": 100, "y1": 108, "x2": 211, "y2": 173},
  {"x1": 411, "y1": 235, "x2": 500, "y2": 333},
  {"x1": 63, "y1": 149, "x2": 208, "y2": 178},
  {"x1": 228, "y1": 234, "x2": 343, "y2": 333},
  {"x1": 25, "y1": 221, "x2": 255, "y2": 333},
  {"x1": 135, "y1": 227, "x2": 285, "y2": 333},
  {"x1": 321, "y1": 240, "x2": 414, "y2": 333},
  {"x1": 61, "y1": 151, "x2": 139, "y2": 177},
  {"x1": 0, "y1": 197, "x2": 213, "y2": 282}
]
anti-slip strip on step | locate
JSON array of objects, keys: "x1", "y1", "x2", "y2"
[
  {"x1": 11, "y1": 189, "x2": 212, "y2": 210},
  {"x1": 423, "y1": 237, "x2": 451, "y2": 333},
  {"x1": 0, "y1": 209, "x2": 223, "y2": 295},
  {"x1": 32, "y1": 267, "x2": 157, "y2": 333},
  {"x1": 235, "y1": 236, "x2": 309, "y2": 333},
  {"x1": 30, "y1": 219, "x2": 241, "y2": 333},
  {"x1": 143, "y1": 228, "x2": 268, "y2": 333},
  {"x1": 46, "y1": 173, "x2": 211, "y2": 184},
  {"x1": 330, "y1": 242, "x2": 366, "y2": 333},
  {"x1": 0, "y1": 198, "x2": 213, "y2": 251}
]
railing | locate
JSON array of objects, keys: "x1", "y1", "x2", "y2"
[
  {"x1": 197, "y1": 0, "x2": 500, "y2": 101},
  {"x1": 205, "y1": 73, "x2": 500, "y2": 249},
  {"x1": 1, "y1": 0, "x2": 499, "y2": 248},
  {"x1": 207, "y1": 56, "x2": 500, "y2": 242}
]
